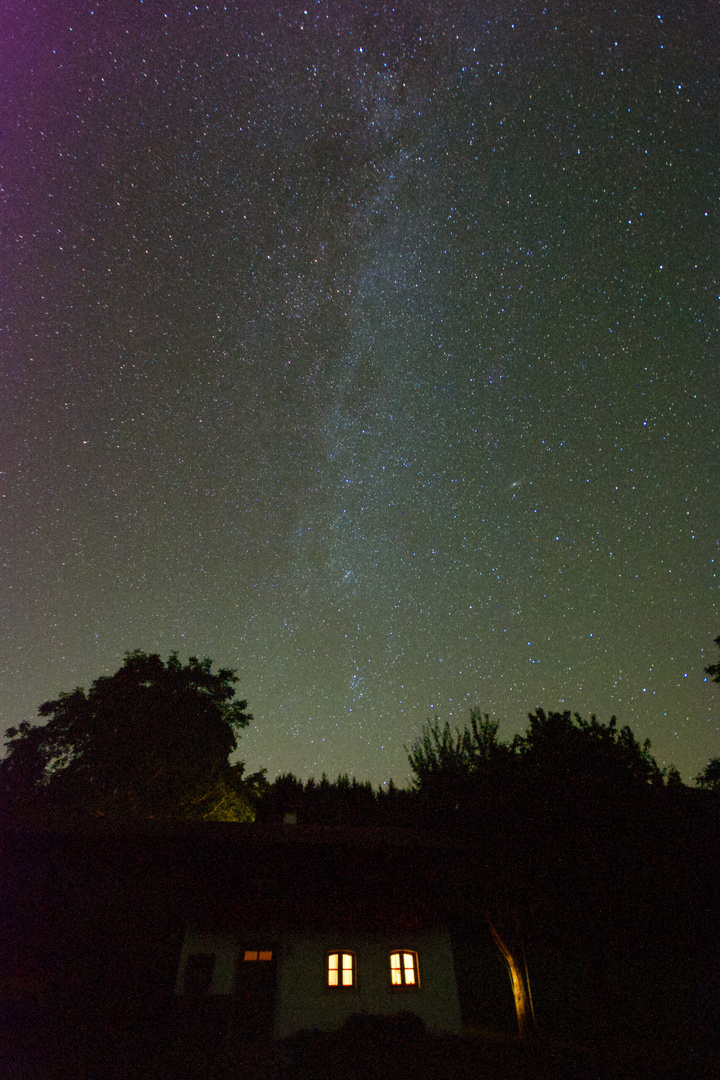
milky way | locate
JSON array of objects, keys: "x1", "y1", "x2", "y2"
[{"x1": 2, "y1": 1, "x2": 717, "y2": 785}]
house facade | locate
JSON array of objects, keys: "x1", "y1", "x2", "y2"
[
  {"x1": 175, "y1": 925, "x2": 462, "y2": 1038},
  {"x1": 1, "y1": 820, "x2": 470, "y2": 1073},
  {"x1": 170, "y1": 823, "x2": 464, "y2": 1040},
  {"x1": 3, "y1": 799, "x2": 715, "y2": 1073}
]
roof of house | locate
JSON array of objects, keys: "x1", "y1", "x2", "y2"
[{"x1": 2, "y1": 822, "x2": 468, "y2": 934}]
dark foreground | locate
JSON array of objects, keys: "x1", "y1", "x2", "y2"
[{"x1": 1, "y1": 1011, "x2": 718, "y2": 1080}]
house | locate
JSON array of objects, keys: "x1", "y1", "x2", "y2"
[
  {"x1": 175, "y1": 927, "x2": 461, "y2": 1039},
  {"x1": 171, "y1": 824, "x2": 463, "y2": 1041},
  {"x1": 3, "y1": 797, "x2": 716, "y2": 1075},
  {"x1": 1, "y1": 820, "x2": 480, "y2": 1080}
]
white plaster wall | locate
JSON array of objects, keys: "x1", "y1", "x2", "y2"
[
  {"x1": 174, "y1": 926, "x2": 463, "y2": 1038},
  {"x1": 274, "y1": 930, "x2": 462, "y2": 1038}
]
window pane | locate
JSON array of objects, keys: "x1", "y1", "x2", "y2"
[
  {"x1": 243, "y1": 951, "x2": 258, "y2": 962},
  {"x1": 329, "y1": 952, "x2": 355, "y2": 988},
  {"x1": 390, "y1": 951, "x2": 417, "y2": 987},
  {"x1": 390, "y1": 952, "x2": 402, "y2": 984},
  {"x1": 258, "y1": 951, "x2": 273, "y2": 961}
]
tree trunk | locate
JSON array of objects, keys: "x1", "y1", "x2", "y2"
[{"x1": 486, "y1": 915, "x2": 534, "y2": 1039}]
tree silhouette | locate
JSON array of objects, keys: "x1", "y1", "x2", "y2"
[
  {"x1": 705, "y1": 635, "x2": 720, "y2": 685},
  {"x1": 695, "y1": 758, "x2": 720, "y2": 790},
  {"x1": 407, "y1": 708, "x2": 674, "y2": 1038},
  {"x1": 0, "y1": 650, "x2": 258, "y2": 822},
  {"x1": 256, "y1": 770, "x2": 412, "y2": 827},
  {"x1": 696, "y1": 636, "x2": 720, "y2": 789}
]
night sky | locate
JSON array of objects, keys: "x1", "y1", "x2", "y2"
[{"x1": 2, "y1": 1, "x2": 717, "y2": 787}]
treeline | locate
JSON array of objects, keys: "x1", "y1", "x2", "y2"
[
  {"x1": 403, "y1": 710, "x2": 716, "y2": 1039},
  {"x1": 2, "y1": 648, "x2": 718, "y2": 829},
  {"x1": 255, "y1": 771, "x2": 417, "y2": 827},
  {"x1": 255, "y1": 708, "x2": 719, "y2": 1046},
  {"x1": 259, "y1": 707, "x2": 688, "y2": 832},
  {"x1": 1, "y1": 651, "x2": 719, "y2": 1063}
]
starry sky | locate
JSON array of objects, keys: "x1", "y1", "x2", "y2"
[{"x1": 2, "y1": 0, "x2": 717, "y2": 786}]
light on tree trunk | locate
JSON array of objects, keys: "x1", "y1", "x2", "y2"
[{"x1": 486, "y1": 916, "x2": 535, "y2": 1040}]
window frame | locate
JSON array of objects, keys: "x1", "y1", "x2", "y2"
[
  {"x1": 241, "y1": 949, "x2": 274, "y2": 963},
  {"x1": 389, "y1": 950, "x2": 420, "y2": 990},
  {"x1": 327, "y1": 950, "x2": 357, "y2": 990}
]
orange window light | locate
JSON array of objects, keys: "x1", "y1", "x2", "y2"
[
  {"x1": 244, "y1": 949, "x2": 272, "y2": 962},
  {"x1": 390, "y1": 952, "x2": 402, "y2": 985},
  {"x1": 390, "y1": 951, "x2": 418, "y2": 987},
  {"x1": 328, "y1": 952, "x2": 354, "y2": 987}
]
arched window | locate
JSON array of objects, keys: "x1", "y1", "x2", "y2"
[
  {"x1": 328, "y1": 951, "x2": 356, "y2": 988},
  {"x1": 389, "y1": 950, "x2": 419, "y2": 988}
]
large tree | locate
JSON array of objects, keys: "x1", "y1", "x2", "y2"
[
  {"x1": 0, "y1": 650, "x2": 259, "y2": 822},
  {"x1": 408, "y1": 708, "x2": 673, "y2": 1038}
]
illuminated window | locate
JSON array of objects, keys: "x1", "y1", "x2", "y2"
[
  {"x1": 327, "y1": 951, "x2": 356, "y2": 988},
  {"x1": 389, "y1": 951, "x2": 419, "y2": 988},
  {"x1": 243, "y1": 950, "x2": 273, "y2": 962}
]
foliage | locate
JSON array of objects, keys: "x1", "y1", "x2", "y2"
[
  {"x1": 174, "y1": 762, "x2": 269, "y2": 822},
  {"x1": 408, "y1": 708, "x2": 668, "y2": 807},
  {"x1": 695, "y1": 757, "x2": 720, "y2": 790},
  {"x1": 407, "y1": 710, "x2": 503, "y2": 786},
  {"x1": 256, "y1": 770, "x2": 414, "y2": 827},
  {"x1": 407, "y1": 707, "x2": 679, "y2": 1037},
  {"x1": 517, "y1": 708, "x2": 665, "y2": 792},
  {"x1": 406, "y1": 710, "x2": 513, "y2": 826},
  {"x1": 0, "y1": 650, "x2": 257, "y2": 823},
  {"x1": 696, "y1": 636, "x2": 720, "y2": 788},
  {"x1": 704, "y1": 634, "x2": 720, "y2": 684}
]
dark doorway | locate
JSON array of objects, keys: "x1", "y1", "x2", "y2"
[
  {"x1": 184, "y1": 952, "x2": 215, "y2": 996},
  {"x1": 232, "y1": 945, "x2": 277, "y2": 1041}
]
